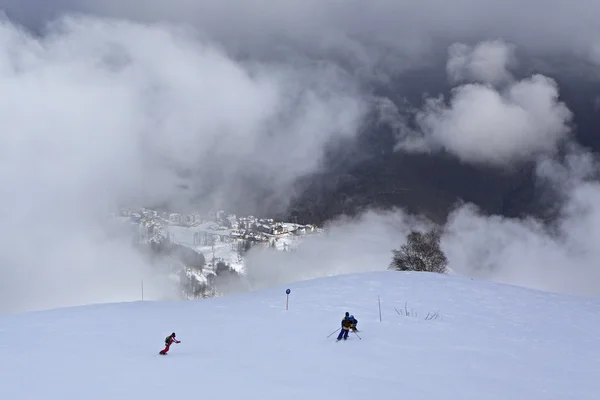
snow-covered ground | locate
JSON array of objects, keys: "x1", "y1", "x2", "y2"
[{"x1": 1, "y1": 271, "x2": 598, "y2": 399}]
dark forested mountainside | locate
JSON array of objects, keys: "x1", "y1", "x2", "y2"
[{"x1": 283, "y1": 148, "x2": 534, "y2": 226}]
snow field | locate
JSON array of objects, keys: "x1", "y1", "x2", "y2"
[{"x1": 0, "y1": 271, "x2": 598, "y2": 400}]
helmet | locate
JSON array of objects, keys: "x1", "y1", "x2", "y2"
[
  {"x1": 345, "y1": 312, "x2": 349, "y2": 317},
  {"x1": 171, "y1": 332, "x2": 176, "y2": 337}
]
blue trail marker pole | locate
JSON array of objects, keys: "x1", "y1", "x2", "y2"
[{"x1": 286, "y1": 289, "x2": 291, "y2": 311}]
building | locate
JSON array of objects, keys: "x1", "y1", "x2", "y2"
[
  {"x1": 169, "y1": 213, "x2": 181, "y2": 224},
  {"x1": 183, "y1": 214, "x2": 194, "y2": 225}
]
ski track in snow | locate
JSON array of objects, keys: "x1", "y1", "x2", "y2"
[{"x1": 0, "y1": 271, "x2": 598, "y2": 399}]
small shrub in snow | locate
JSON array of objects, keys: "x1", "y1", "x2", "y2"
[
  {"x1": 395, "y1": 302, "x2": 443, "y2": 321},
  {"x1": 395, "y1": 302, "x2": 417, "y2": 317}
]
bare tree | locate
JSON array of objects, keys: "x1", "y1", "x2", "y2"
[{"x1": 389, "y1": 229, "x2": 448, "y2": 273}]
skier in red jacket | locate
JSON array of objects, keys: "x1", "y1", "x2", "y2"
[{"x1": 159, "y1": 332, "x2": 180, "y2": 355}]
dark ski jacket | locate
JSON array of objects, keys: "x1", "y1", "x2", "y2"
[
  {"x1": 341, "y1": 316, "x2": 357, "y2": 329},
  {"x1": 165, "y1": 335, "x2": 180, "y2": 345}
]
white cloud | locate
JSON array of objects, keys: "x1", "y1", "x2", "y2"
[
  {"x1": 395, "y1": 41, "x2": 573, "y2": 167},
  {"x1": 0, "y1": 15, "x2": 367, "y2": 313},
  {"x1": 442, "y1": 170, "x2": 600, "y2": 298},
  {"x1": 446, "y1": 40, "x2": 517, "y2": 85},
  {"x1": 232, "y1": 209, "x2": 433, "y2": 292},
  {"x1": 1, "y1": 1, "x2": 600, "y2": 311}
]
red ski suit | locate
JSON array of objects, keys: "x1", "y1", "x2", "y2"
[{"x1": 159, "y1": 335, "x2": 180, "y2": 354}]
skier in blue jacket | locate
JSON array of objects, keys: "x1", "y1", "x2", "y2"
[{"x1": 336, "y1": 312, "x2": 358, "y2": 341}]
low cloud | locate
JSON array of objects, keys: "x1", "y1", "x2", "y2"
[
  {"x1": 234, "y1": 210, "x2": 432, "y2": 292},
  {"x1": 233, "y1": 146, "x2": 600, "y2": 299},
  {"x1": 395, "y1": 41, "x2": 573, "y2": 168},
  {"x1": 0, "y1": 15, "x2": 366, "y2": 313},
  {"x1": 446, "y1": 40, "x2": 517, "y2": 85},
  {"x1": 1, "y1": 1, "x2": 600, "y2": 312},
  {"x1": 442, "y1": 148, "x2": 600, "y2": 297}
]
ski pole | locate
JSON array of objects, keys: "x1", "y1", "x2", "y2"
[
  {"x1": 327, "y1": 328, "x2": 340, "y2": 338},
  {"x1": 353, "y1": 330, "x2": 362, "y2": 340}
]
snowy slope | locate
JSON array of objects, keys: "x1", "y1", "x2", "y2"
[{"x1": 1, "y1": 271, "x2": 598, "y2": 400}]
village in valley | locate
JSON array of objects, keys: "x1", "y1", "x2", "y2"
[{"x1": 113, "y1": 208, "x2": 322, "y2": 299}]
